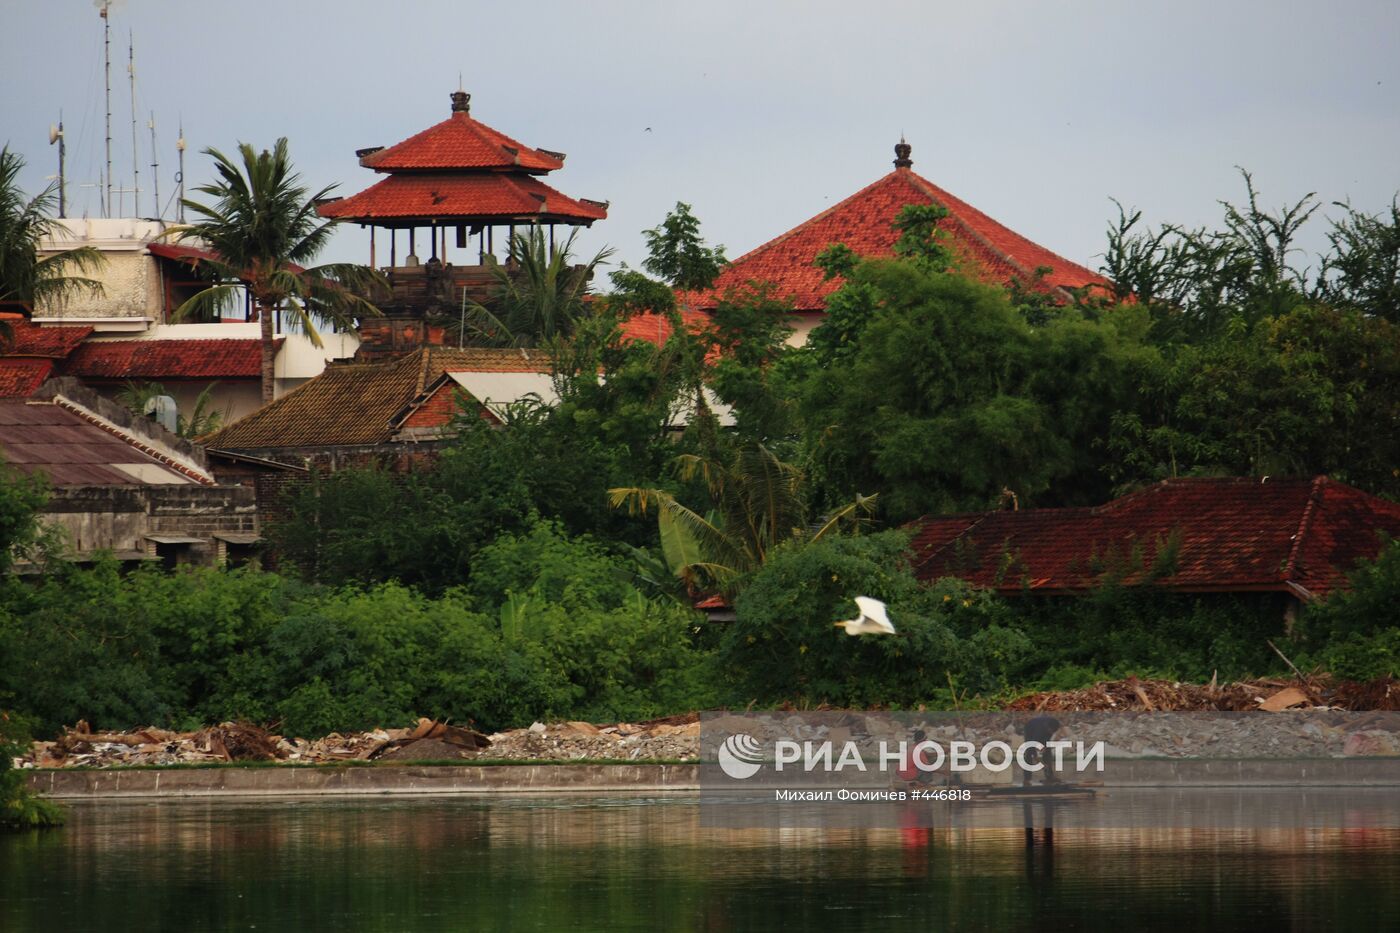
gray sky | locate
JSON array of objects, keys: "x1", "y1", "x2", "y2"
[{"x1": 4, "y1": 0, "x2": 1398, "y2": 281}]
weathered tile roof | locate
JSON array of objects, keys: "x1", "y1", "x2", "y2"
[
  {"x1": 0, "y1": 320, "x2": 95, "y2": 357},
  {"x1": 0, "y1": 398, "x2": 200, "y2": 486},
  {"x1": 0, "y1": 359, "x2": 55, "y2": 397},
  {"x1": 205, "y1": 347, "x2": 550, "y2": 450},
  {"x1": 359, "y1": 109, "x2": 565, "y2": 174},
  {"x1": 319, "y1": 172, "x2": 607, "y2": 225},
  {"x1": 684, "y1": 164, "x2": 1108, "y2": 312},
  {"x1": 908, "y1": 476, "x2": 1400, "y2": 599},
  {"x1": 64, "y1": 339, "x2": 273, "y2": 380}
]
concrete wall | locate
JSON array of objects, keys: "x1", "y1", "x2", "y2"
[
  {"x1": 34, "y1": 219, "x2": 165, "y2": 328},
  {"x1": 42, "y1": 484, "x2": 257, "y2": 565}
]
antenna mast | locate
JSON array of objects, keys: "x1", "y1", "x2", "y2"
[
  {"x1": 148, "y1": 113, "x2": 159, "y2": 219},
  {"x1": 50, "y1": 117, "x2": 67, "y2": 218},
  {"x1": 101, "y1": 0, "x2": 112, "y2": 217},
  {"x1": 176, "y1": 121, "x2": 186, "y2": 223},
  {"x1": 128, "y1": 31, "x2": 140, "y2": 217}
]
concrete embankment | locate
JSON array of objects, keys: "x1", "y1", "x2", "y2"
[
  {"x1": 25, "y1": 757, "x2": 1400, "y2": 799},
  {"x1": 27, "y1": 763, "x2": 701, "y2": 799}
]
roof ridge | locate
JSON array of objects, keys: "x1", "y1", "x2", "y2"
[
  {"x1": 909, "y1": 512, "x2": 991, "y2": 580},
  {"x1": 1282, "y1": 475, "x2": 1327, "y2": 580},
  {"x1": 718, "y1": 170, "x2": 912, "y2": 269},
  {"x1": 903, "y1": 172, "x2": 1035, "y2": 283},
  {"x1": 905, "y1": 170, "x2": 1103, "y2": 287}
]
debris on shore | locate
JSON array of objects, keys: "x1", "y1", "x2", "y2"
[
  {"x1": 1004, "y1": 675, "x2": 1400, "y2": 713},
  {"x1": 17, "y1": 714, "x2": 701, "y2": 769}
]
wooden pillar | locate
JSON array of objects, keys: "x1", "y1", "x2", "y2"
[
  {"x1": 409, "y1": 228, "x2": 417, "y2": 260},
  {"x1": 430, "y1": 221, "x2": 438, "y2": 260},
  {"x1": 487, "y1": 226, "x2": 494, "y2": 261},
  {"x1": 369, "y1": 226, "x2": 377, "y2": 269},
  {"x1": 390, "y1": 229, "x2": 397, "y2": 267}
]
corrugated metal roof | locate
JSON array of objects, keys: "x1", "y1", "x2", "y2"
[{"x1": 0, "y1": 400, "x2": 193, "y2": 486}]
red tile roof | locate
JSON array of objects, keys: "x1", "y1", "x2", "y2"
[
  {"x1": 359, "y1": 110, "x2": 565, "y2": 174},
  {"x1": 909, "y1": 476, "x2": 1400, "y2": 600},
  {"x1": 146, "y1": 241, "x2": 306, "y2": 276},
  {"x1": 0, "y1": 319, "x2": 95, "y2": 358},
  {"x1": 684, "y1": 166, "x2": 1109, "y2": 312},
  {"x1": 319, "y1": 172, "x2": 608, "y2": 225},
  {"x1": 207, "y1": 347, "x2": 550, "y2": 450},
  {"x1": 64, "y1": 339, "x2": 273, "y2": 380},
  {"x1": 0, "y1": 399, "x2": 196, "y2": 486},
  {"x1": 0, "y1": 359, "x2": 55, "y2": 397},
  {"x1": 616, "y1": 309, "x2": 713, "y2": 347}
]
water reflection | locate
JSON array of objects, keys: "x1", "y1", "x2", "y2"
[{"x1": 4, "y1": 796, "x2": 1399, "y2": 931}]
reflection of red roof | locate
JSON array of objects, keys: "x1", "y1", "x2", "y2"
[
  {"x1": 909, "y1": 477, "x2": 1400, "y2": 600},
  {"x1": 0, "y1": 319, "x2": 94, "y2": 358},
  {"x1": 360, "y1": 110, "x2": 565, "y2": 173},
  {"x1": 320, "y1": 173, "x2": 607, "y2": 225},
  {"x1": 65, "y1": 339, "x2": 274, "y2": 380},
  {"x1": 0, "y1": 359, "x2": 55, "y2": 397},
  {"x1": 685, "y1": 163, "x2": 1109, "y2": 312}
]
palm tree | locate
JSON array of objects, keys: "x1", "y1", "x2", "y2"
[
  {"x1": 0, "y1": 146, "x2": 104, "y2": 328},
  {"x1": 610, "y1": 443, "x2": 877, "y2": 592},
  {"x1": 459, "y1": 227, "x2": 613, "y2": 347},
  {"x1": 170, "y1": 139, "x2": 384, "y2": 402}
]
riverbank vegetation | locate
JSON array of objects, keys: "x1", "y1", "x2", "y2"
[{"x1": 3, "y1": 177, "x2": 1400, "y2": 742}]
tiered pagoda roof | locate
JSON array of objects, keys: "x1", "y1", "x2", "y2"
[
  {"x1": 684, "y1": 141, "x2": 1107, "y2": 312},
  {"x1": 320, "y1": 91, "x2": 607, "y2": 228}
]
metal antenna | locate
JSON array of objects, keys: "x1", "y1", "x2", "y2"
[
  {"x1": 49, "y1": 116, "x2": 67, "y2": 218},
  {"x1": 101, "y1": 0, "x2": 112, "y2": 217},
  {"x1": 148, "y1": 112, "x2": 159, "y2": 218},
  {"x1": 175, "y1": 120, "x2": 186, "y2": 223},
  {"x1": 128, "y1": 30, "x2": 139, "y2": 216}
]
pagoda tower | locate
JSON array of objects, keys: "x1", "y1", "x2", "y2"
[{"x1": 320, "y1": 90, "x2": 608, "y2": 358}]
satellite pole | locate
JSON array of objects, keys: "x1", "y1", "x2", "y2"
[
  {"x1": 49, "y1": 117, "x2": 67, "y2": 218},
  {"x1": 175, "y1": 121, "x2": 186, "y2": 223},
  {"x1": 148, "y1": 112, "x2": 159, "y2": 219},
  {"x1": 100, "y1": 0, "x2": 112, "y2": 217},
  {"x1": 128, "y1": 30, "x2": 140, "y2": 217}
]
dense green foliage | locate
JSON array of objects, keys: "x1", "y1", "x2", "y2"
[
  {"x1": 0, "y1": 521, "x2": 718, "y2": 737},
  {"x1": 3, "y1": 174, "x2": 1400, "y2": 746}
]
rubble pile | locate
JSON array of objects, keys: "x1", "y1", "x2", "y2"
[
  {"x1": 18, "y1": 715, "x2": 700, "y2": 769},
  {"x1": 1005, "y1": 675, "x2": 1400, "y2": 713}
]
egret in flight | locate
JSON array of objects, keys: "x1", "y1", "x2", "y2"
[{"x1": 835, "y1": 596, "x2": 896, "y2": 636}]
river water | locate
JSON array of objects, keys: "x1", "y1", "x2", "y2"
[{"x1": 4, "y1": 795, "x2": 1399, "y2": 930}]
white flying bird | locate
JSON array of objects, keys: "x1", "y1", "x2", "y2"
[{"x1": 834, "y1": 596, "x2": 896, "y2": 636}]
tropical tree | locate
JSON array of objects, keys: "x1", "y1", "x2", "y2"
[
  {"x1": 0, "y1": 146, "x2": 104, "y2": 326},
  {"x1": 609, "y1": 442, "x2": 876, "y2": 591},
  {"x1": 171, "y1": 139, "x2": 384, "y2": 402},
  {"x1": 458, "y1": 227, "x2": 612, "y2": 347},
  {"x1": 641, "y1": 201, "x2": 727, "y2": 291}
]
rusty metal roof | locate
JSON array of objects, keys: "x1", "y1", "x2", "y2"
[{"x1": 0, "y1": 400, "x2": 193, "y2": 486}]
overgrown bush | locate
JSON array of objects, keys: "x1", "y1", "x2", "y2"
[{"x1": 0, "y1": 523, "x2": 719, "y2": 737}]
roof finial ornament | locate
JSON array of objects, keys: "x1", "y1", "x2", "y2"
[
  {"x1": 893, "y1": 135, "x2": 912, "y2": 169},
  {"x1": 450, "y1": 89, "x2": 471, "y2": 114}
]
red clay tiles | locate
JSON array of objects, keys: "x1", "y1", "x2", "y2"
[
  {"x1": 64, "y1": 339, "x2": 273, "y2": 380},
  {"x1": 320, "y1": 173, "x2": 607, "y2": 224},
  {"x1": 908, "y1": 477, "x2": 1400, "y2": 599},
  {"x1": 685, "y1": 167, "x2": 1109, "y2": 312},
  {"x1": 359, "y1": 111, "x2": 565, "y2": 174}
]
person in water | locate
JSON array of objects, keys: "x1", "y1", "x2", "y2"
[
  {"x1": 898, "y1": 729, "x2": 938, "y2": 785},
  {"x1": 1019, "y1": 714, "x2": 1064, "y2": 786}
]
